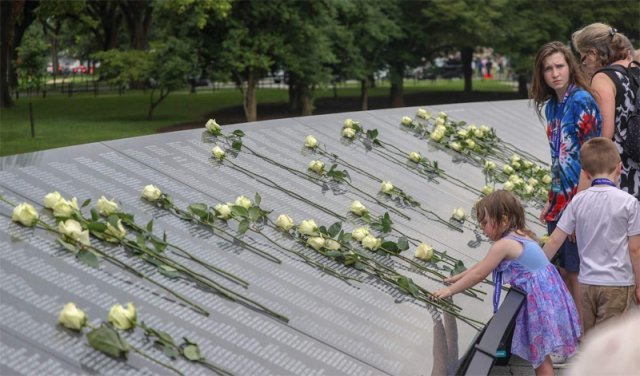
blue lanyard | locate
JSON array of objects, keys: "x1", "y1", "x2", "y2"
[
  {"x1": 550, "y1": 85, "x2": 575, "y2": 160},
  {"x1": 492, "y1": 269, "x2": 502, "y2": 313},
  {"x1": 591, "y1": 178, "x2": 616, "y2": 187}
]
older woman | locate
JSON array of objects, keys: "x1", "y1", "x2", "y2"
[{"x1": 572, "y1": 23, "x2": 639, "y2": 200}]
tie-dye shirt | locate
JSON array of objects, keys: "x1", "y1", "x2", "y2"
[{"x1": 544, "y1": 86, "x2": 601, "y2": 222}]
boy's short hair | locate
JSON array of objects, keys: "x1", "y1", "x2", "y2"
[{"x1": 580, "y1": 137, "x2": 621, "y2": 175}]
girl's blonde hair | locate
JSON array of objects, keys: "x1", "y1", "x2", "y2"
[
  {"x1": 529, "y1": 41, "x2": 592, "y2": 121},
  {"x1": 476, "y1": 190, "x2": 537, "y2": 241},
  {"x1": 572, "y1": 23, "x2": 634, "y2": 68}
]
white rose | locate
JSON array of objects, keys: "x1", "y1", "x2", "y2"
[
  {"x1": 342, "y1": 127, "x2": 356, "y2": 139},
  {"x1": 452, "y1": 207, "x2": 465, "y2": 221},
  {"x1": 438, "y1": 111, "x2": 447, "y2": 119},
  {"x1": 351, "y1": 226, "x2": 369, "y2": 241},
  {"x1": 380, "y1": 181, "x2": 394, "y2": 194},
  {"x1": 484, "y1": 161, "x2": 496, "y2": 171},
  {"x1": 465, "y1": 139, "x2": 476, "y2": 149},
  {"x1": 12, "y1": 202, "x2": 39, "y2": 226},
  {"x1": 308, "y1": 160, "x2": 325, "y2": 173},
  {"x1": 104, "y1": 219, "x2": 127, "y2": 243},
  {"x1": 204, "y1": 119, "x2": 221, "y2": 134},
  {"x1": 211, "y1": 145, "x2": 226, "y2": 160},
  {"x1": 528, "y1": 178, "x2": 539, "y2": 186},
  {"x1": 58, "y1": 219, "x2": 90, "y2": 246},
  {"x1": 456, "y1": 129, "x2": 469, "y2": 139},
  {"x1": 473, "y1": 128, "x2": 484, "y2": 138},
  {"x1": 408, "y1": 151, "x2": 422, "y2": 163},
  {"x1": 502, "y1": 164, "x2": 514, "y2": 174},
  {"x1": 401, "y1": 116, "x2": 413, "y2": 126},
  {"x1": 480, "y1": 125, "x2": 491, "y2": 134},
  {"x1": 511, "y1": 160, "x2": 521, "y2": 170},
  {"x1": 44, "y1": 191, "x2": 63, "y2": 209},
  {"x1": 482, "y1": 185, "x2": 494, "y2": 195},
  {"x1": 450, "y1": 142, "x2": 462, "y2": 151},
  {"x1": 304, "y1": 135, "x2": 318, "y2": 148},
  {"x1": 467, "y1": 124, "x2": 477, "y2": 132},
  {"x1": 275, "y1": 214, "x2": 294, "y2": 231},
  {"x1": 542, "y1": 174, "x2": 552, "y2": 184},
  {"x1": 343, "y1": 118, "x2": 358, "y2": 128},
  {"x1": 416, "y1": 108, "x2": 431, "y2": 119},
  {"x1": 298, "y1": 219, "x2": 318, "y2": 235},
  {"x1": 350, "y1": 200, "x2": 368, "y2": 216},
  {"x1": 235, "y1": 195, "x2": 252, "y2": 209},
  {"x1": 510, "y1": 154, "x2": 521, "y2": 164},
  {"x1": 306, "y1": 236, "x2": 325, "y2": 251},
  {"x1": 435, "y1": 117, "x2": 445, "y2": 126},
  {"x1": 503, "y1": 181, "x2": 515, "y2": 191},
  {"x1": 215, "y1": 203, "x2": 232, "y2": 219},
  {"x1": 430, "y1": 129, "x2": 445, "y2": 142},
  {"x1": 142, "y1": 185, "x2": 162, "y2": 202},
  {"x1": 523, "y1": 160, "x2": 533, "y2": 169},
  {"x1": 58, "y1": 302, "x2": 87, "y2": 331},
  {"x1": 96, "y1": 196, "x2": 118, "y2": 216},
  {"x1": 415, "y1": 243, "x2": 434, "y2": 261},
  {"x1": 532, "y1": 165, "x2": 541, "y2": 173},
  {"x1": 509, "y1": 174, "x2": 521, "y2": 184},
  {"x1": 52, "y1": 198, "x2": 78, "y2": 219},
  {"x1": 108, "y1": 302, "x2": 137, "y2": 330},
  {"x1": 324, "y1": 239, "x2": 341, "y2": 251},
  {"x1": 361, "y1": 235, "x2": 381, "y2": 250},
  {"x1": 524, "y1": 184, "x2": 535, "y2": 195}
]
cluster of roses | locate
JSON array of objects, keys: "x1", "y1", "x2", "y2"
[
  {"x1": 483, "y1": 154, "x2": 551, "y2": 202},
  {"x1": 341, "y1": 118, "x2": 360, "y2": 139},
  {"x1": 58, "y1": 301, "x2": 136, "y2": 332}
]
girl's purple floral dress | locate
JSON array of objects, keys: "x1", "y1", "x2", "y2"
[{"x1": 494, "y1": 233, "x2": 581, "y2": 368}]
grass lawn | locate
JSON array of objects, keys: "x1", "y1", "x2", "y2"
[{"x1": 0, "y1": 78, "x2": 515, "y2": 156}]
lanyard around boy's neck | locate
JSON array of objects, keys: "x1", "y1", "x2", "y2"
[
  {"x1": 551, "y1": 84, "x2": 575, "y2": 160},
  {"x1": 591, "y1": 178, "x2": 616, "y2": 187}
]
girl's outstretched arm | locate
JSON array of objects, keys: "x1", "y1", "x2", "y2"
[{"x1": 434, "y1": 240, "x2": 512, "y2": 299}]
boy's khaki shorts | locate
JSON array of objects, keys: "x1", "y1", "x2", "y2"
[{"x1": 580, "y1": 283, "x2": 635, "y2": 334}]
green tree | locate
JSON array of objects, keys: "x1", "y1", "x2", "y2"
[{"x1": 15, "y1": 25, "x2": 48, "y2": 96}]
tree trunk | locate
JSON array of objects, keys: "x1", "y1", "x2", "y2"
[
  {"x1": 389, "y1": 64, "x2": 404, "y2": 108},
  {"x1": 518, "y1": 73, "x2": 528, "y2": 97},
  {"x1": 121, "y1": 0, "x2": 152, "y2": 50},
  {"x1": 298, "y1": 84, "x2": 313, "y2": 116},
  {"x1": 0, "y1": 0, "x2": 21, "y2": 108},
  {"x1": 360, "y1": 78, "x2": 368, "y2": 111},
  {"x1": 288, "y1": 74, "x2": 299, "y2": 113},
  {"x1": 86, "y1": 0, "x2": 122, "y2": 51},
  {"x1": 461, "y1": 46, "x2": 473, "y2": 95},
  {"x1": 243, "y1": 69, "x2": 258, "y2": 122}
]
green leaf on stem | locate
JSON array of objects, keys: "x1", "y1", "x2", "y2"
[
  {"x1": 57, "y1": 237, "x2": 78, "y2": 253},
  {"x1": 324, "y1": 250, "x2": 341, "y2": 258},
  {"x1": 353, "y1": 261, "x2": 366, "y2": 270},
  {"x1": 381, "y1": 213, "x2": 392, "y2": 233},
  {"x1": 146, "y1": 219, "x2": 154, "y2": 232},
  {"x1": 181, "y1": 337, "x2": 204, "y2": 361},
  {"x1": 91, "y1": 208, "x2": 99, "y2": 221},
  {"x1": 158, "y1": 265, "x2": 179, "y2": 279},
  {"x1": 231, "y1": 205, "x2": 248, "y2": 218},
  {"x1": 452, "y1": 260, "x2": 467, "y2": 276},
  {"x1": 107, "y1": 214, "x2": 119, "y2": 227},
  {"x1": 254, "y1": 192, "x2": 261, "y2": 206},
  {"x1": 397, "y1": 237, "x2": 409, "y2": 251},
  {"x1": 366, "y1": 129, "x2": 378, "y2": 140},
  {"x1": 188, "y1": 203, "x2": 208, "y2": 219},
  {"x1": 381, "y1": 241, "x2": 398, "y2": 253},
  {"x1": 77, "y1": 249, "x2": 100, "y2": 268},
  {"x1": 248, "y1": 207, "x2": 260, "y2": 222},
  {"x1": 317, "y1": 226, "x2": 328, "y2": 236},
  {"x1": 340, "y1": 232, "x2": 352, "y2": 243},
  {"x1": 232, "y1": 140, "x2": 243, "y2": 151},
  {"x1": 328, "y1": 222, "x2": 342, "y2": 238},
  {"x1": 232, "y1": 129, "x2": 245, "y2": 137},
  {"x1": 397, "y1": 276, "x2": 420, "y2": 297},
  {"x1": 87, "y1": 324, "x2": 130, "y2": 358},
  {"x1": 87, "y1": 221, "x2": 107, "y2": 233},
  {"x1": 237, "y1": 220, "x2": 249, "y2": 235},
  {"x1": 81, "y1": 198, "x2": 91, "y2": 208}
]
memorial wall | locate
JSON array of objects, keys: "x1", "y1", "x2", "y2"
[{"x1": 0, "y1": 100, "x2": 550, "y2": 375}]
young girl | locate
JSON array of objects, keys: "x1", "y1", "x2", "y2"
[{"x1": 434, "y1": 191, "x2": 581, "y2": 376}]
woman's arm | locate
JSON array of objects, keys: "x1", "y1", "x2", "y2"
[{"x1": 591, "y1": 72, "x2": 617, "y2": 139}]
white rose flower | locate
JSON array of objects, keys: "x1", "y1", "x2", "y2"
[
  {"x1": 12, "y1": 202, "x2": 39, "y2": 226},
  {"x1": 538, "y1": 187, "x2": 548, "y2": 197},
  {"x1": 44, "y1": 191, "x2": 63, "y2": 209},
  {"x1": 108, "y1": 302, "x2": 137, "y2": 330},
  {"x1": 452, "y1": 207, "x2": 465, "y2": 221},
  {"x1": 510, "y1": 154, "x2": 521, "y2": 164},
  {"x1": 502, "y1": 164, "x2": 514, "y2": 174},
  {"x1": 204, "y1": 119, "x2": 221, "y2": 134},
  {"x1": 235, "y1": 195, "x2": 252, "y2": 209},
  {"x1": 52, "y1": 198, "x2": 78, "y2": 219},
  {"x1": 380, "y1": 181, "x2": 394, "y2": 194},
  {"x1": 324, "y1": 239, "x2": 341, "y2": 251},
  {"x1": 542, "y1": 174, "x2": 552, "y2": 184},
  {"x1": 142, "y1": 185, "x2": 162, "y2": 202},
  {"x1": 524, "y1": 184, "x2": 535, "y2": 195},
  {"x1": 435, "y1": 117, "x2": 445, "y2": 126},
  {"x1": 408, "y1": 151, "x2": 422, "y2": 163},
  {"x1": 416, "y1": 108, "x2": 431, "y2": 119},
  {"x1": 528, "y1": 177, "x2": 539, "y2": 186},
  {"x1": 58, "y1": 302, "x2": 87, "y2": 331},
  {"x1": 456, "y1": 129, "x2": 469, "y2": 139},
  {"x1": 343, "y1": 118, "x2": 358, "y2": 128},
  {"x1": 307, "y1": 236, "x2": 325, "y2": 251},
  {"x1": 211, "y1": 145, "x2": 226, "y2": 160},
  {"x1": 96, "y1": 196, "x2": 118, "y2": 216},
  {"x1": 465, "y1": 139, "x2": 476, "y2": 149},
  {"x1": 361, "y1": 235, "x2": 381, "y2": 250},
  {"x1": 450, "y1": 142, "x2": 462, "y2": 151},
  {"x1": 509, "y1": 174, "x2": 521, "y2": 184},
  {"x1": 482, "y1": 185, "x2": 494, "y2": 195},
  {"x1": 215, "y1": 203, "x2": 232, "y2": 219},
  {"x1": 473, "y1": 128, "x2": 484, "y2": 138},
  {"x1": 511, "y1": 160, "x2": 521, "y2": 170},
  {"x1": 350, "y1": 200, "x2": 368, "y2": 216},
  {"x1": 351, "y1": 226, "x2": 369, "y2": 241},
  {"x1": 298, "y1": 219, "x2": 318, "y2": 235},
  {"x1": 58, "y1": 219, "x2": 90, "y2": 246},
  {"x1": 522, "y1": 160, "x2": 533, "y2": 169},
  {"x1": 438, "y1": 111, "x2": 447, "y2": 119},
  {"x1": 401, "y1": 116, "x2": 413, "y2": 126},
  {"x1": 308, "y1": 160, "x2": 325, "y2": 174},
  {"x1": 104, "y1": 219, "x2": 127, "y2": 243},
  {"x1": 275, "y1": 214, "x2": 294, "y2": 231},
  {"x1": 484, "y1": 161, "x2": 496, "y2": 171},
  {"x1": 503, "y1": 181, "x2": 515, "y2": 191},
  {"x1": 415, "y1": 243, "x2": 434, "y2": 261},
  {"x1": 342, "y1": 127, "x2": 356, "y2": 139},
  {"x1": 532, "y1": 165, "x2": 541, "y2": 173},
  {"x1": 430, "y1": 129, "x2": 445, "y2": 141},
  {"x1": 479, "y1": 125, "x2": 491, "y2": 134},
  {"x1": 467, "y1": 124, "x2": 477, "y2": 132},
  {"x1": 304, "y1": 135, "x2": 318, "y2": 148}
]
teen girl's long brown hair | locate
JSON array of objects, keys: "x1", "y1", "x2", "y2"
[
  {"x1": 476, "y1": 190, "x2": 538, "y2": 241},
  {"x1": 529, "y1": 41, "x2": 593, "y2": 121}
]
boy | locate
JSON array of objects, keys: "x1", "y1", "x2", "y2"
[{"x1": 543, "y1": 137, "x2": 640, "y2": 334}]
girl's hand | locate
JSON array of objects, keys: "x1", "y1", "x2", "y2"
[{"x1": 433, "y1": 287, "x2": 452, "y2": 299}]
